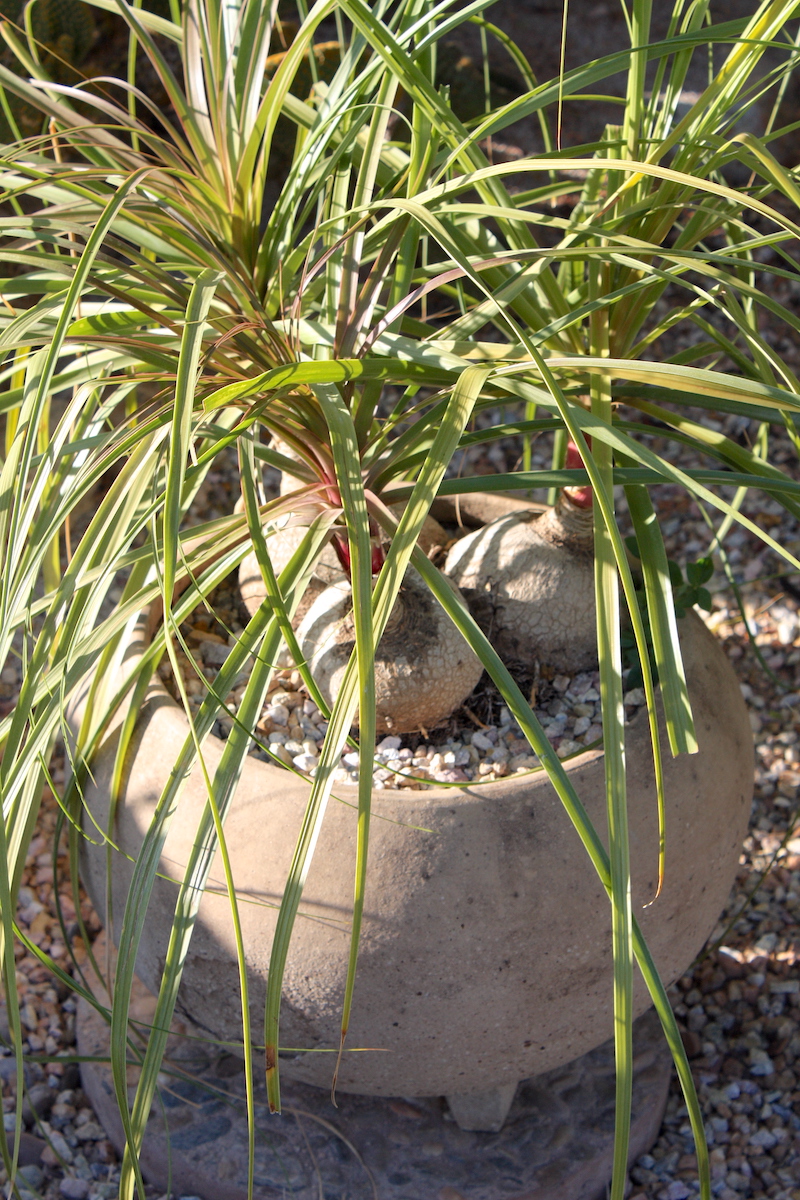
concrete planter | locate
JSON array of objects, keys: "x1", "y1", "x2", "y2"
[{"x1": 76, "y1": 501, "x2": 753, "y2": 1108}]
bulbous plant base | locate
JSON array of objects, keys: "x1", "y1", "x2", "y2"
[
  {"x1": 77, "y1": 932, "x2": 672, "y2": 1200},
  {"x1": 74, "y1": 496, "x2": 753, "y2": 1112}
]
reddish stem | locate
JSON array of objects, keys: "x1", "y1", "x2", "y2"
[
  {"x1": 563, "y1": 438, "x2": 593, "y2": 509},
  {"x1": 332, "y1": 533, "x2": 351, "y2": 573},
  {"x1": 331, "y1": 528, "x2": 386, "y2": 576}
]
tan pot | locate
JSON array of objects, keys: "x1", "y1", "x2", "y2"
[{"x1": 75, "y1": 499, "x2": 753, "y2": 1107}]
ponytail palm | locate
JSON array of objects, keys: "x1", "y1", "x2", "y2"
[{"x1": 1, "y1": 1, "x2": 800, "y2": 1197}]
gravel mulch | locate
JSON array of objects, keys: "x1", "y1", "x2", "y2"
[
  {"x1": 158, "y1": 562, "x2": 650, "y2": 790},
  {"x1": 626, "y1": 579, "x2": 800, "y2": 1200}
]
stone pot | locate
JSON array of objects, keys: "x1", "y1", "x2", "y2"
[{"x1": 75, "y1": 497, "x2": 753, "y2": 1120}]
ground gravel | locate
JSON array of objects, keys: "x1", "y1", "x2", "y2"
[{"x1": 626, "y1": 572, "x2": 800, "y2": 1200}]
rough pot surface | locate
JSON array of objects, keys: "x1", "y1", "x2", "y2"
[
  {"x1": 77, "y1": 937, "x2": 673, "y2": 1200},
  {"x1": 75, "y1": 507, "x2": 753, "y2": 1099}
]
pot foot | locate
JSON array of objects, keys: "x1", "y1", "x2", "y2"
[{"x1": 445, "y1": 1082, "x2": 518, "y2": 1132}]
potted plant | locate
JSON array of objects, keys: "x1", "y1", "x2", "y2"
[{"x1": 1, "y1": 0, "x2": 800, "y2": 1196}]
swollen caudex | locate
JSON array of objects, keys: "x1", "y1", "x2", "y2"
[
  {"x1": 239, "y1": 526, "x2": 343, "y2": 626},
  {"x1": 239, "y1": 443, "x2": 597, "y2": 736},
  {"x1": 238, "y1": 506, "x2": 481, "y2": 732},
  {"x1": 444, "y1": 494, "x2": 597, "y2": 674},
  {"x1": 295, "y1": 566, "x2": 484, "y2": 734}
]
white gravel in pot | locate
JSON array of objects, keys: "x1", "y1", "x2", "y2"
[{"x1": 158, "y1": 583, "x2": 651, "y2": 789}]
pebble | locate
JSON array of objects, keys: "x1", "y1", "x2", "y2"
[
  {"x1": 42, "y1": 1131, "x2": 74, "y2": 1165},
  {"x1": 59, "y1": 1180, "x2": 89, "y2": 1200},
  {"x1": 292, "y1": 753, "x2": 318, "y2": 772},
  {"x1": 197, "y1": 639, "x2": 230, "y2": 666},
  {"x1": 21, "y1": 1082, "x2": 55, "y2": 1124},
  {"x1": 0, "y1": 1057, "x2": 29, "y2": 1085},
  {"x1": 73, "y1": 1122, "x2": 105, "y2": 1142},
  {"x1": 748, "y1": 1051, "x2": 774, "y2": 1076},
  {"x1": 19, "y1": 1164, "x2": 45, "y2": 1189},
  {"x1": 266, "y1": 703, "x2": 289, "y2": 726}
]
